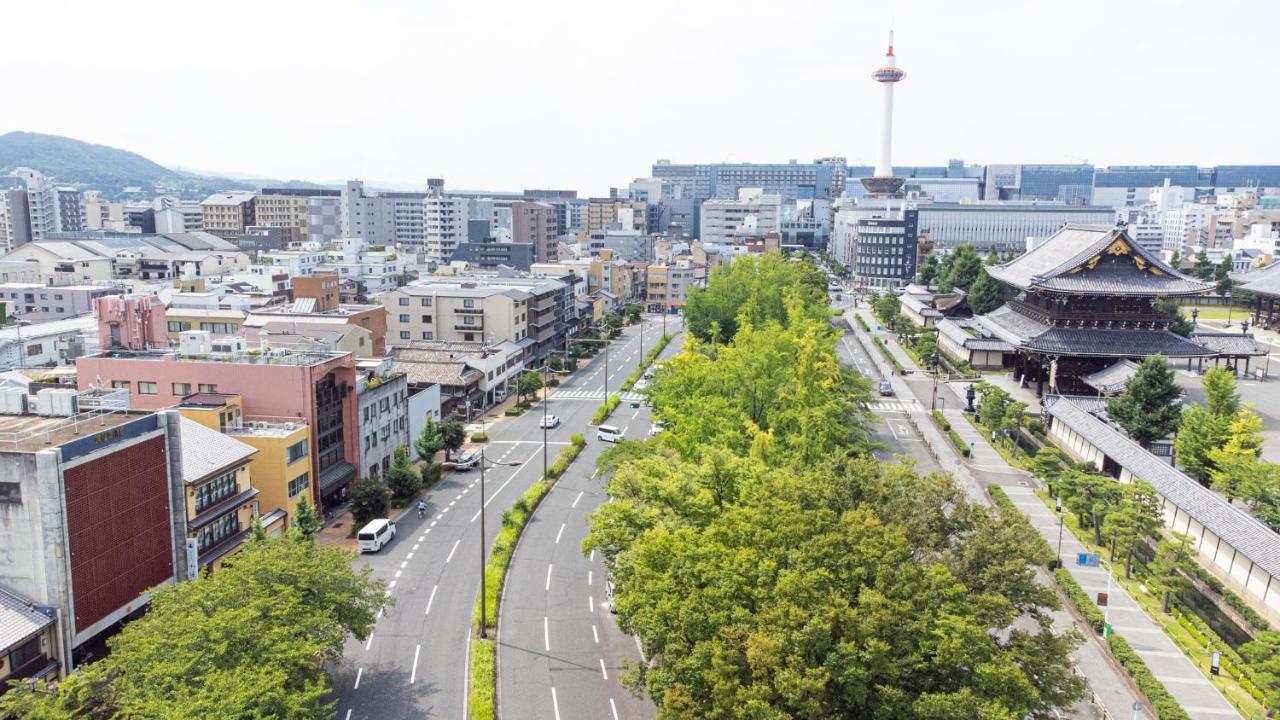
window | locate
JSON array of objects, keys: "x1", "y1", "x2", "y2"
[
  {"x1": 26, "y1": 343, "x2": 42, "y2": 357},
  {"x1": 194, "y1": 470, "x2": 239, "y2": 512},
  {"x1": 288, "y1": 472, "x2": 309, "y2": 498},
  {"x1": 111, "y1": 380, "x2": 130, "y2": 390},
  {"x1": 7, "y1": 636, "x2": 41, "y2": 671},
  {"x1": 464, "y1": 333, "x2": 474, "y2": 341},
  {"x1": 287, "y1": 439, "x2": 308, "y2": 463},
  {"x1": 379, "y1": 398, "x2": 390, "y2": 412},
  {"x1": 172, "y1": 382, "x2": 191, "y2": 395},
  {"x1": 422, "y1": 331, "x2": 433, "y2": 340},
  {"x1": 463, "y1": 316, "x2": 475, "y2": 325},
  {"x1": 168, "y1": 321, "x2": 191, "y2": 332},
  {"x1": 400, "y1": 331, "x2": 410, "y2": 340},
  {"x1": 0, "y1": 481, "x2": 20, "y2": 504},
  {"x1": 463, "y1": 298, "x2": 475, "y2": 308},
  {"x1": 138, "y1": 382, "x2": 158, "y2": 395},
  {"x1": 421, "y1": 297, "x2": 432, "y2": 306},
  {"x1": 198, "y1": 383, "x2": 218, "y2": 393},
  {"x1": 399, "y1": 297, "x2": 410, "y2": 306},
  {"x1": 421, "y1": 315, "x2": 432, "y2": 323},
  {"x1": 399, "y1": 314, "x2": 410, "y2": 323},
  {"x1": 197, "y1": 512, "x2": 240, "y2": 551}
]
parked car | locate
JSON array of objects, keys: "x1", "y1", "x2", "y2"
[
  {"x1": 597, "y1": 424, "x2": 624, "y2": 443},
  {"x1": 539, "y1": 414, "x2": 561, "y2": 429},
  {"x1": 357, "y1": 519, "x2": 396, "y2": 553},
  {"x1": 879, "y1": 381, "x2": 894, "y2": 397},
  {"x1": 454, "y1": 450, "x2": 481, "y2": 470}
]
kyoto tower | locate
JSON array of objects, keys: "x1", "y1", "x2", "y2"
[{"x1": 861, "y1": 30, "x2": 907, "y2": 196}]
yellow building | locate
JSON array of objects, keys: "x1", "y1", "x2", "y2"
[
  {"x1": 164, "y1": 307, "x2": 245, "y2": 340},
  {"x1": 177, "y1": 417, "x2": 259, "y2": 571},
  {"x1": 178, "y1": 393, "x2": 310, "y2": 535}
]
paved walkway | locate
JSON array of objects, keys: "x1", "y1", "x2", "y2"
[{"x1": 852, "y1": 309, "x2": 1241, "y2": 720}]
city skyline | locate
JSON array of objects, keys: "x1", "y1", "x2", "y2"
[{"x1": 4, "y1": 0, "x2": 1278, "y2": 196}]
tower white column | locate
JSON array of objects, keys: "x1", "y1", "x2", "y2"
[{"x1": 862, "y1": 31, "x2": 906, "y2": 196}]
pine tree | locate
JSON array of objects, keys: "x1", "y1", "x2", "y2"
[
  {"x1": 415, "y1": 415, "x2": 444, "y2": 461},
  {"x1": 384, "y1": 446, "x2": 420, "y2": 501},
  {"x1": 1106, "y1": 355, "x2": 1182, "y2": 447},
  {"x1": 967, "y1": 267, "x2": 1004, "y2": 315}
]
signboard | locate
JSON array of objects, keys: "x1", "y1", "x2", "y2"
[
  {"x1": 1096, "y1": 592, "x2": 1109, "y2": 607},
  {"x1": 1076, "y1": 552, "x2": 1101, "y2": 567},
  {"x1": 185, "y1": 538, "x2": 199, "y2": 581},
  {"x1": 60, "y1": 414, "x2": 160, "y2": 462},
  {"x1": 1211, "y1": 651, "x2": 1221, "y2": 676}
]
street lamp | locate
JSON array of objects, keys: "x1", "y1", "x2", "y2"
[
  {"x1": 1225, "y1": 290, "x2": 1233, "y2": 327},
  {"x1": 1055, "y1": 498, "x2": 1066, "y2": 566},
  {"x1": 930, "y1": 352, "x2": 940, "y2": 411},
  {"x1": 1190, "y1": 307, "x2": 1200, "y2": 327}
]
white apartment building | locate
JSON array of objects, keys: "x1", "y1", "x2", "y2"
[
  {"x1": 1160, "y1": 204, "x2": 1212, "y2": 255},
  {"x1": 154, "y1": 204, "x2": 204, "y2": 233},
  {"x1": 698, "y1": 188, "x2": 782, "y2": 245},
  {"x1": 1, "y1": 168, "x2": 60, "y2": 250},
  {"x1": 260, "y1": 249, "x2": 327, "y2": 277},
  {"x1": 315, "y1": 238, "x2": 401, "y2": 300},
  {"x1": 340, "y1": 180, "x2": 430, "y2": 249},
  {"x1": 423, "y1": 194, "x2": 468, "y2": 264},
  {"x1": 201, "y1": 192, "x2": 256, "y2": 235},
  {"x1": 82, "y1": 191, "x2": 124, "y2": 230},
  {"x1": 383, "y1": 281, "x2": 532, "y2": 347}
]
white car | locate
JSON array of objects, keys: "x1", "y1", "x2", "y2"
[
  {"x1": 647, "y1": 422, "x2": 665, "y2": 437},
  {"x1": 539, "y1": 414, "x2": 561, "y2": 429}
]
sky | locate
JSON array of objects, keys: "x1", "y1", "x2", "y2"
[{"x1": 5, "y1": 0, "x2": 1279, "y2": 196}]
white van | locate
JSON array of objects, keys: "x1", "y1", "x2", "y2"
[
  {"x1": 597, "y1": 424, "x2": 624, "y2": 443},
  {"x1": 357, "y1": 518, "x2": 396, "y2": 553}
]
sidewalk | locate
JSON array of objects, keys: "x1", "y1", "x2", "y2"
[{"x1": 860, "y1": 320, "x2": 1240, "y2": 720}]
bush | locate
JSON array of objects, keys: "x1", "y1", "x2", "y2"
[
  {"x1": 1170, "y1": 604, "x2": 1274, "y2": 708},
  {"x1": 420, "y1": 461, "x2": 442, "y2": 488},
  {"x1": 505, "y1": 405, "x2": 528, "y2": 417},
  {"x1": 1107, "y1": 634, "x2": 1192, "y2": 720},
  {"x1": 872, "y1": 337, "x2": 907, "y2": 375},
  {"x1": 592, "y1": 394, "x2": 621, "y2": 425},
  {"x1": 470, "y1": 432, "x2": 489, "y2": 443},
  {"x1": 1183, "y1": 561, "x2": 1274, "y2": 632},
  {"x1": 546, "y1": 433, "x2": 587, "y2": 480},
  {"x1": 470, "y1": 636, "x2": 495, "y2": 719},
  {"x1": 932, "y1": 410, "x2": 950, "y2": 432},
  {"x1": 946, "y1": 428, "x2": 970, "y2": 457},
  {"x1": 1053, "y1": 567, "x2": 1106, "y2": 634},
  {"x1": 854, "y1": 313, "x2": 870, "y2": 332},
  {"x1": 621, "y1": 333, "x2": 674, "y2": 392}
]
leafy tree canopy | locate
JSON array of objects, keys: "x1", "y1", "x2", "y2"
[{"x1": 1106, "y1": 355, "x2": 1182, "y2": 446}]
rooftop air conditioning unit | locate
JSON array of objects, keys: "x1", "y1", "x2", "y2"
[
  {"x1": 0, "y1": 387, "x2": 27, "y2": 415},
  {"x1": 178, "y1": 330, "x2": 214, "y2": 355}
]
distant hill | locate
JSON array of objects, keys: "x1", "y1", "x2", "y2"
[{"x1": 0, "y1": 131, "x2": 258, "y2": 199}]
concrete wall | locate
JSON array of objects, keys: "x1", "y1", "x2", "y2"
[{"x1": 408, "y1": 384, "x2": 442, "y2": 461}]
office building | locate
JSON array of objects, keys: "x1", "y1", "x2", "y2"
[
  {"x1": 1, "y1": 169, "x2": 60, "y2": 251},
  {"x1": 983, "y1": 164, "x2": 1095, "y2": 203},
  {"x1": 245, "y1": 299, "x2": 387, "y2": 356},
  {"x1": 0, "y1": 283, "x2": 118, "y2": 322},
  {"x1": 914, "y1": 202, "x2": 1116, "y2": 254},
  {"x1": 81, "y1": 192, "x2": 124, "y2": 231},
  {"x1": 154, "y1": 204, "x2": 204, "y2": 234},
  {"x1": 653, "y1": 158, "x2": 848, "y2": 202},
  {"x1": 699, "y1": 189, "x2": 782, "y2": 245},
  {"x1": 55, "y1": 188, "x2": 84, "y2": 233},
  {"x1": 513, "y1": 201, "x2": 557, "y2": 262},
  {"x1": 450, "y1": 241, "x2": 535, "y2": 270},
  {"x1": 423, "y1": 193, "x2": 469, "y2": 264},
  {"x1": 832, "y1": 203, "x2": 919, "y2": 290},
  {"x1": 644, "y1": 261, "x2": 702, "y2": 313},
  {"x1": 252, "y1": 193, "x2": 308, "y2": 245},
  {"x1": 201, "y1": 192, "x2": 256, "y2": 236},
  {"x1": 340, "y1": 180, "x2": 430, "y2": 250}
]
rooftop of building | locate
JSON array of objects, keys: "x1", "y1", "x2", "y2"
[
  {"x1": 0, "y1": 407, "x2": 152, "y2": 454},
  {"x1": 178, "y1": 417, "x2": 257, "y2": 484},
  {"x1": 248, "y1": 302, "x2": 379, "y2": 317},
  {"x1": 0, "y1": 315, "x2": 97, "y2": 341},
  {"x1": 0, "y1": 282, "x2": 119, "y2": 291},
  {"x1": 398, "y1": 275, "x2": 566, "y2": 298},
  {"x1": 0, "y1": 585, "x2": 55, "y2": 651},
  {"x1": 92, "y1": 346, "x2": 348, "y2": 367},
  {"x1": 201, "y1": 192, "x2": 256, "y2": 205}
]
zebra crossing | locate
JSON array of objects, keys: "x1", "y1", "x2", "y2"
[
  {"x1": 871, "y1": 399, "x2": 921, "y2": 413},
  {"x1": 552, "y1": 389, "x2": 645, "y2": 402}
]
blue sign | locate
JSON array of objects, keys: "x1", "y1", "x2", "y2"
[
  {"x1": 1076, "y1": 552, "x2": 1101, "y2": 567},
  {"x1": 60, "y1": 414, "x2": 160, "y2": 462}
]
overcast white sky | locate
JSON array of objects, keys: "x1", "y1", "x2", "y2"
[{"x1": 5, "y1": 0, "x2": 1277, "y2": 195}]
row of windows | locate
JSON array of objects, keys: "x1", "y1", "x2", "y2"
[
  {"x1": 398, "y1": 296, "x2": 434, "y2": 307},
  {"x1": 198, "y1": 512, "x2": 240, "y2": 551},
  {"x1": 287, "y1": 439, "x2": 309, "y2": 464},
  {"x1": 194, "y1": 470, "x2": 239, "y2": 513},
  {"x1": 5, "y1": 292, "x2": 65, "y2": 300},
  {"x1": 111, "y1": 380, "x2": 216, "y2": 396},
  {"x1": 288, "y1": 472, "x2": 309, "y2": 498}
]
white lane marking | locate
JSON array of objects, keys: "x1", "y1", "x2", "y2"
[
  {"x1": 555, "y1": 523, "x2": 565, "y2": 544},
  {"x1": 470, "y1": 446, "x2": 546, "y2": 522},
  {"x1": 417, "y1": 536, "x2": 424, "y2": 543},
  {"x1": 400, "y1": 561, "x2": 408, "y2": 568},
  {"x1": 610, "y1": 699, "x2": 619, "y2": 720},
  {"x1": 455, "y1": 494, "x2": 462, "y2": 501},
  {"x1": 431, "y1": 520, "x2": 438, "y2": 527},
  {"x1": 365, "y1": 634, "x2": 374, "y2": 651},
  {"x1": 590, "y1": 549, "x2": 596, "y2": 561},
  {"x1": 410, "y1": 644, "x2": 421, "y2": 684},
  {"x1": 354, "y1": 667, "x2": 363, "y2": 689},
  {"x1": 551, "y1": 688, "x2": 561, "y2": 720},
  {"x1": 449, "y1": 500, "x2": 456, "y2": 507},
  {"x1": 632, "y1": 409, "x2": 639, "y2": 419},
  {"x1": 588, "y1": 570, "x2": 593, "y2": 586},
  {"x1": 412, "y1": 544, "x2": 420, "y2": 551},
  {"x1": 388, "y1": 580, "x2": 397, "y2": 589},
  {"x1": 572, "y1": 491, "x2": 583, "y2": 508},
  {"x1": 394, "y1": 570, "x2": 402, "y2": 578},
  {"x1": 592, "y1": 625, "x2": 600, "y2": 644},
  {"x1": 589, "y1": 595, "x2": 595, "y2": 613},
  {"x1": 406, "y1": 552, "x2": 414, "y2": 560},
  {"x1": 446, "y1": 539, "x2": 461, "y2": 563},
  {"x1": 346, "y1": 710, "x2": 353, "y2": 720},
  {"x1": 424, "y1": 585, "x2": 438, "y2": 615},
  {"x1": 545, "y1": 563, "x2": 553, "y2": 591},
  {"x1": 544, "y1": 616, "x2": 550, "y2": 651},
  {"x1": 599, "y1": 658, "x2": 609, "y2": 680},
  {"x1": 635, "y1": 636, "x2": 643, "y2": 655}
]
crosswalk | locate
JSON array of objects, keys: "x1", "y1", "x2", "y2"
[
  {"x1": 552, "y1": 389, "x2": 645, "y2": 402},
  {"x1": 871, "y1": 399, "x2": 921, "y2": 413}
]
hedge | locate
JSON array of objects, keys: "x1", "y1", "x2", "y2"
[
  {"x1": 470, "y1": 432, "x2": 489, "y2": 443},
  {"x1": 932, "y1": 410, "x2": 950, "y2": 432},
  {"x1": 987, "y1": 485, "x2": 1056, "y2": 566},
  {"x1": 1184, "y1": 561, "x2": 1274, "y2": 632},
  {"x1": 854, "y1": 313, "x2": 871, "y2": 332},
  {"x1": 1170, "y1": 604, "x2": 1274, "y2": 711},
  {"x1": 872, "y1": 337, "x2": 907, "y2": 375},
  {"x1": 1053, "y1": 567, "x2": 1106, "y2": 634},
  {"x1": 592, "y1": 394, "x2": 621, "y2": 425},
  {"x1": 504, "y1": 405, "x2": 528, "y2": 417},
  {"x1": 1107, "y1": 634, "x2": 1192, "y2": 720},
  {"x1": 468, "y1": 434, "x2": 588, "y2": 718},
  {"x1": 946, "y1": 428, "x2": 971, "y2": 457},
  {"x1": 621, "y1": 332, "x2": 674, "y2": 392}
]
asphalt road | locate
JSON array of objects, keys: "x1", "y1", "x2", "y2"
[
  {"x1": 329, "y1": 316, "x2": 679, "y2": 720},
  {"x1": 496, "y1": 328, "x2": 684, "y2": 720}
]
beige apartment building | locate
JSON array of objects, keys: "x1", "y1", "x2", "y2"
[
  {"x1": 253, "y1": 194, "x2": 308, "y2": 245},
  {"x1": 586, "y1": 199, "x2": 647, "y2": 233},
  {"x1": 201, "y1": 192, "x2": 256, "y2": 235}
]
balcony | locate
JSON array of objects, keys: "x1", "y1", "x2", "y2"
[
  {"x1": 455, "y1": 307, "x2": 484, "y2": 315},
  {"x1": 532, "y1": 297, "x2": 557, "y2": 312},
  {"x1": 455, "y1": 323, "x2": 484, "y2": 331}
]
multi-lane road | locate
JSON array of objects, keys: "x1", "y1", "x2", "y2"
[
  {"x1": 329, "y1": 316, "x2": 681, "y2": 720},
  {"x1": 495, "y1": 333, "x2": 684, "y2": 720}
]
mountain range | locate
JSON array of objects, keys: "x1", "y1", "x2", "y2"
[{"x1": 0, "y1": 132, "x2": 325, "y2": 199}]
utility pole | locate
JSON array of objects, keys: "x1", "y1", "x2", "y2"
[
  {"x1": 478, "y1": 444, "x2": 487, "y2": 638},
  {"x1": 542, "y1": 366, "x2": 549, "y2": 481}
]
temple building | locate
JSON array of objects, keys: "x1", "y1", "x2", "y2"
[{"x1": 975, "y1": 224, "x2": 1261, "y2": 395}]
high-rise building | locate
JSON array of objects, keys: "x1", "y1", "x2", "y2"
[
  {"x1": 0, "y1": 168, "x2": 60, "y2": 250},
  {"x1": 201, "y1": 192, "x2": 257, "y2": 236},
  {"x1": 699, "y1": 189, "x2": 782, "y2": 245},
  {"x1": 983, "y1": 164, "x2": 1095, "y2": 204},
  {"x1": 56, "y1": 187, "x2": 84, "y2": 232},
  {"x1": 423, "y1": 193, "x2": 469, "y2": 264},
  {"x1": 512, "y1": 201, "x2": 557, "y2": 262}
]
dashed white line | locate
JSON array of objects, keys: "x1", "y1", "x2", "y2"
[
  {"x1": 424, "y1": 585, "x2": 438, "y2": 615},
  {"x1": 410, "y1": 644, "x2": 421, "y2": 684},
  {"x1": 551, "y1": 687, "x2": 561, "y2": 720},
  {"x1": 446, "y1": 539, "x2": 461, "y2": 563},
  {"x1": 635, "y1": 636, "x2": 643, "y2": 655},
  {"x1": 388, "y1": 580, "x2": 396, "y2": 589},
  {"x1": 345, "y1": 710, "x2": 353, "y2": 720},
  {"x1": 449, "y1": 500, "x2": 456, "y2": 507},
  {"x1": 544, "y1": 616, "x2": 550, "y2": 651},
  {"x1": 412, "y1": 544, "x2": 420, "y2": 551},
  {"x1": 599, "y1": 658, "x2": 609, "y2": 680},
  {"x1": 417, "y1": 536, "x2": 424, "y2": 542},
  {"x1": 590, "y1": 549, "x2": 596, "y2": 561},
  {"x1": 394, "y1": 570, "x2": 402, "y2": 578},
  {"x1": 588, "y1": 570, "x2": 593, "y2": 586},
  {"x1": 610, "y1": 699, "x2": 619, "y2": 720},
  {"x1": 592, "y1": 625, "x2": 599, "y2": 643},
  {"x1": 400, "y1": 560, "x2": 408, "y2": 569},
  {"x1": 545, "y1": 563, "x2": 553, "y2": 591},
  {"x1": 555, "y1": 523, "x2": 565, "y2": 544},
  {"x1": 572, "y1": 491, "x2": 583, "y2": 508},
  {"x1": 589, "y1": 595, "x2": 595, "y2": 613},
  {"x1": 354, "y1": 667, "x2": 363, "y2": 689},
  {"x1": 365, "y1": 634, "x2": 374, "y2": 651}
]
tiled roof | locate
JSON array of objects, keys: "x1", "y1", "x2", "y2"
[
  {"x1": 1045, "y1": 396, "x2": 1280, "y2": 579},
  {"x1": 178, "y1": 418, "x2": 257, "y2": 484},
  {"x1": 986, "y1": 224, "x2": 1212, "y2": 296},
  {"x1": 1024, "y1": 328, "x2": 1217, "y2": 358},
  {"x1": 967, "y1": 338, "x2": 1015, "y2": 352},
  {"x1": 0, "y1": 585, "x2": 55, "y2": 650},
  {"x1": 977, "y1": 304, "x2": 1051, "y2": 345},
  {"x1": 1238, "y1": 267, "x2": 1280, "y2": 297},
  {"x1": 1230, "y1": 261, "x2": 1280, "y2": 285},
  {"x1": 1080, "y1": 359, "x2": 1138, "y2": 394},
  {"x1": 392, "y1": 359, "x2": 482, "y2": 387},
  {"x1": 936, "y1": 317, "x2": 1013, "y2": 352},
  {"x1": 1193, "y1": 333, "x2": 1265, "y2": 357}
]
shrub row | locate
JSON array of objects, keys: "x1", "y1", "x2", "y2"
[
  {"x1": 1170, "y1": 604, "x2": 1273, "y2": 710},
  {"x1": 946, "y1": 428, "x2": 971, "y2": 457},
  {"x1": 986, "y1": 485, "x2": 1056, "y2": 566},
  {"x1": 620, "y1": 333, "x2": 673, "y2": 392},
  {"x1": 469, "y1": 435, "x2": 589, "y2": 717},
  {"x1": 932, "y1": 410, "x2": 950, "y2": 432},
  {"x1": 872, "y1": 337, "x2": 907, "y2": 375},
  {"x1": 504, "y1": 405, "x2": 528, "y2": 417},
  {"x1": 1053, "y1": 567, "x2": 1107, "y2": 634},
  {"x1": 592, "y1": 394, "x2": 621, "y2": 425},
  {"x1": 470, "y1": 432, "x2": 489, "y2": 443},
  {"x1": 854, "y1": 313, "x2": 871, "y2": 332},
  {"x1": 1106, "y1": 634, "x2": 1192, "y2": 720},
  {"x1": 1183, "y1": 561, "x2": 1273, "y2": 632}
]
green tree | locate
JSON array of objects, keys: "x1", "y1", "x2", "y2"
[
  {"x1": 1207, "y1": 407, "x2": 1264, "y2": 500},
  {"x1": 350, "y1": 477, "x2": 391, "y2": 527},
  {"x1": 917, "y1": 252, "x2": 940, "y2": 285},
  {"x1": 1192, "y1": 249, "x2": 1214, "y2": 280},
  {"x1": 515, "y1": 370, "x2": 543, "y2": 405},
  {"x1": 684, "y1": 253, "x2": 828, "y2": 343},
  {"x1": 1215, "y1": 254, "x2": 1234, "y2": 295},
  {"x1": 871, "y1": 292, "x2": 900, "y2": 327},
  {"x1": 1150, "y1": 533, "x2": 1195, "y2": 613},
  {"x1": 1168, "y1": 250, "x2": 1181, "y2": 269},
  {"x1": 624, "y1": 303, "x2": 642, "y2": 324},
  {"x1": 1238, "y1": 461, "x2": 1280, "y2": 532},
  {"x1": 967, "y1": 266, "x2": 1004, "y2": 315},
  {"x1": 938, "y1": 244, "x2": 983, "y2": 293},
  {"x1": 1175, "y1": 405, "x2": 1231, "y2": 484},
  {"x1": 1030, "y1": 446, "x2": 1066, "y2": 490},
  {"x1": 1202, "y1": 366, "x2": 1241, "y2": 417},
  {"x1": 1058, "y1": 470, "x2": 1123, "y2": 546},
  {"x1": 440, "y1": 418, "x2": 466, "y2": 460},
  {"x1": 1156, "y1": 299, "x2": 1195, "y2": 337},
  {"x1": 384, "y1": 446, "x2": 420, "y2": 501},
  {"x1": 248, "y1": 514, "x2": 267, "y2": 543},
  {"x1": 1239, "y1": 631, "x2": 1280, "y2": 711},
  {"x1": 1101, "y1": 480, "x2": 1163, "y2": 577},
  {"x1": 1106, "y1": 355, "x2": 1181, "y2": 447},
  {"x1": 0, "y1": 534, "x2": 387, "y2": 719},
  {"x1": 600, "y1": 312, "x2": 622, "y2": 337},
  {"x1": 292, "y1": 497, "x2": 321, "y2": 541},
  {"x1": 415, "y1": 415, "x2": 444, "y2": 461}
]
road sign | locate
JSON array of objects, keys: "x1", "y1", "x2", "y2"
[
  {"x1": 1096, "y1": 592, "x2": 1108, "y2": 607},
  {"x1": 1211, "y1": 651, "x2": 1221, "y2": 675},
  {"x1": 1076, "y1": 552, "x2": 1101, "y2": 567}
]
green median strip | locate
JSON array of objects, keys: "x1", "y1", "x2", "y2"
[{"x1": 468, "y1": 433, "x2": 587, "y2": 719}]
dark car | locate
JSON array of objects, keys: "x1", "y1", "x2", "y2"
[{"x1": 878, "y1": 381, "x2": 894, "y2": 397}]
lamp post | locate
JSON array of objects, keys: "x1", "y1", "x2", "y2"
[
  {"x1": 930, "y1": 352, "x2": 940, "y2": 411},
  {"x1": 1191, "y1": 307, "x2": 1199, "y2": 327},
  {"x1": 1226, "y1": 290, "x2": 1233, "y2": 327},
  {"x1": 1055, "y1": 497, "x2": 1066, "y2": 565},
  {"x1": 542, "y1": 365, "x2": 549, "y2": 481},
  {"x1": 478, "y1": 443, "x2": 487, "y2": 638}
]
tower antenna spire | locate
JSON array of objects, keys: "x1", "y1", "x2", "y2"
[{"x1": 861, "y1": 25, "x2": 906, "y2": 196}]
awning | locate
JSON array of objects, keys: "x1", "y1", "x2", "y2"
[{"x1": 319, "y1": 461, "x2": 356, "y2": 494}]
